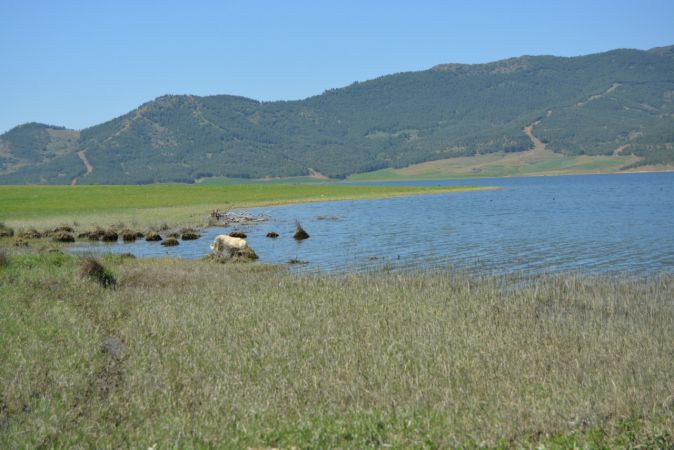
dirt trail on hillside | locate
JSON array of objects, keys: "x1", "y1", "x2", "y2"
[
  {"x1": 523, "y1": 120, "x2": 547, "y2": 152},
  {"x1": 71, "y1": 150, "x2": 93, "y2": 185},
  {"x1": 307, "y1": 168, "x2": 328, "y2": 179},
  {"x1": 576, "y1": 83, "x2": 621, "y2": 107},
  {"x1": 612, "y1": 144, "x2": 630, "y2": 156}
]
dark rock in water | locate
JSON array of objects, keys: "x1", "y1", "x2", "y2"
[
  {"x1": 134, "y1": 231, "x2": 144, "y2": 238},
  {"x1": 266, "y1": 231, "x2": 279, "y2": 238},
  {"x1": 182, "y1": 231, "x2": 200, "y2": 240},
  {"x1": 101, "y1": 230, "x2": 118, "y2": 242},
  {"x1": 229, "y1": 231, "x2": 247, "y2": 238},
  {"x1": 145, "y1": 232, "x2": 162, "y2": 242},
  {"x1": 52, "y1": 231, "x2": 75, "y2": 242},
  {"x1": 166, "y1": 231, "x2": 179, "y2": 239},
  {"x1": 293, "y1": 222, "x2": 309, "y2": 240},
  {"x1": 288, "y1": 258, "x2": 308, "y2": 265},
  {"x1": 119, "y1": 252, "x2": 136, "y2": 259},
  {"x1": 161, "y1": 237, "x2": 180, "y2": 246}
]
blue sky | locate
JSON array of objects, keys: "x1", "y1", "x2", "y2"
[{"x1": 1, "y1": 0, "x2": 673, "y2": 133}]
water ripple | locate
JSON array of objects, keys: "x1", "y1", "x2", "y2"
[{"x1": 70, "y1": 173, "x2": 674, "y2": 276}]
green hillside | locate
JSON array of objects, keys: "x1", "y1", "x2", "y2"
[{"x1": 1, "y1": 46, "x2": 673, "y2": 184}]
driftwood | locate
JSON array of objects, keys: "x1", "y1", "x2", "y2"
[{"x1": 209, "y1": 209, "x2": 269, "y2": 225}]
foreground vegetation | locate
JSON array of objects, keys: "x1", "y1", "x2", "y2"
[
  {"x1": 0, "y1": 183, "x2": 486, "y2": 231},
  {"x1": 1, "y1": 249, "x2": 672, "y2": 448}
]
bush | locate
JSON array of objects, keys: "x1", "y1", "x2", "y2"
[
  {"x1": 101, "y1": 230, "x2": 118, "y2": 242},
  {"x1": 145, "y1": 232, "x2": 162, "y2": 242},
  {"x1": 181, "y1": 231, "x2": 200, "y2": 240},
  {"x1": 52, "y1": 232, "x2": 75, "y2": 243},
  {"x1": 0, "y1": 223, "x2": 14, "y2": 238},
  {"x1": 18, "y1": 229, "x2": 42, "y2": 239},
  {"x1": 121, "y1": 230, "x2": 137, "y2": 242},
  {"x1": 77, "y1": 257, "x2": 116, "y2": 288}
]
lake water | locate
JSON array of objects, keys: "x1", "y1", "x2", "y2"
[{"x1": 70, "y1": 172, "x2": 674, "y2": 275}]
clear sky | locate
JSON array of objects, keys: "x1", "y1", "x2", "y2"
[{"x1": 1, "y1": 0, "x2": 673, "y2": 133}]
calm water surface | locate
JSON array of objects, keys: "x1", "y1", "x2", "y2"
[{"x1": 70, "y1": 173, "x2": 674, "y2": 275}]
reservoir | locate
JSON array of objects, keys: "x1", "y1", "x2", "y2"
[{"x1": 70, "y1": 172, "x2": 674, "y2": 275}]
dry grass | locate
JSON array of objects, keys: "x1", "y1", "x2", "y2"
[{"x1": 0, "y1": 253, "x2": 672, "y2": 448}]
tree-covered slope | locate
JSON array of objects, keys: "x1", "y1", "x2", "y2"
[{"x1": 1, "y1": 46, "x2": 673, "y2": 184}]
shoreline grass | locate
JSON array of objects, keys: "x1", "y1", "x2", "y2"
[
  {"x1": 0, "y1": 184, "x2": 491, "y2": 231},
  {"x1": 1, "y1": 251, "x2": 672, "y2": 448},
  {"x1": 346, "y1": 154, "x2": 674, "y2": 182}
]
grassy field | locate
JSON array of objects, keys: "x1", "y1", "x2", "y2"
[
  {"x1": 0, "y1": 183, "x2": 487, "y2": 231},
  {"x1": 347, "y1": 149, "x2": 644, "y2": 182},
  {"x1": 0, "y1": 250, "x2": 672, "y2": 448}
]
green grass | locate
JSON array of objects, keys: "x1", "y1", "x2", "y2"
[
  {"x1": 1, "y1": 251, "x2": 673, "y2": 448},
  {"x1": 0, "y1": 183, "x2": 488, "y2": 231},
  {"x1": 348, "y1": 151, "x2": 642, "y2": 182},
  {"x1": 197, "y1": 175, "x2": 328, "y2": 185}
]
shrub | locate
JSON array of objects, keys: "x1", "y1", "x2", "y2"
[
  {"x1": 52, "y1": 232, "x2": 75, "y2": 243},
  {"x1": 145, "y1": 232, "x2": 162, "y2": 242},
  {"x1": 78, "y1": 227, "x2": 106, "y2": 241},
  {"x1": 18, "y1": 229, "x2": 42, "y2": 239},
  {"x1": 0, "y1": 223, "x2": 14, "y2": 238},
  {"x1": 77, "y1": 257, "x2": 116, "y2": 288},
  {"x1": 101, "y1": 230, "x2": 118, "y2": 242},
  {"x1": 121, "y1": 230, "x2": 137, "y2": 242}
]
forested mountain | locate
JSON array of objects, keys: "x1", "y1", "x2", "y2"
[{"x1": 1, "y1": 46, "x2": 673, "y2": 184}]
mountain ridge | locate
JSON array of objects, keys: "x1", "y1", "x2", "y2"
[{"x1": 1, "y1": 45, "x2": 673, "y2": 184}]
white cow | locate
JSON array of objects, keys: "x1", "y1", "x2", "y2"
[{"x1": 210, "y1": 234, "x2": 248, "y2": 256}]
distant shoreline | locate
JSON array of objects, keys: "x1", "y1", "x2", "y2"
[{"x1": 345, "y1": 165, "x2": 674, "y2": 183}]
